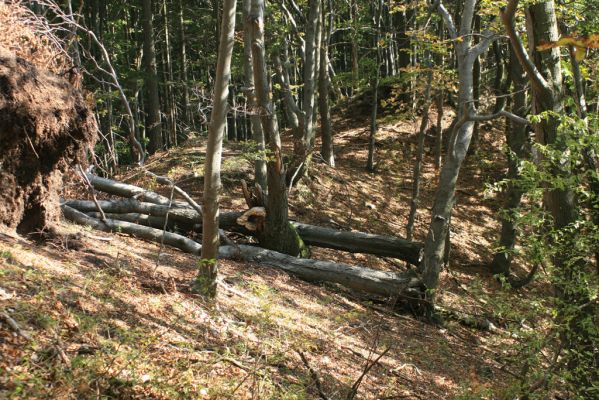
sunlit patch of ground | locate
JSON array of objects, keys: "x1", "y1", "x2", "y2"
[{"x1": 4, "y1": 110, "x2": 551, "y2": 399}]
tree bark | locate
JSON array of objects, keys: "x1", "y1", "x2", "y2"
[
  {"x1": 242, "y1": 0, "x2": 267, "y2": 190},
  {"x1": 195, "y1": 0, "x2": 237, "y2": 296},
  {"x1": 141, "y1": 0, "x2": 163, "y2": 154},
  {"x1": 249, "y1": 0, "x2": 308, "y2": 256}
]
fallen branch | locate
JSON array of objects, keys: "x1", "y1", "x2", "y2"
[
  {"x1": 347, "y1": 347, "x2": 391, "y2": 400},
  {"x1": 62, "y1": 206, "x2": 421, "y2": 297},
  {"x1": 66, "y1": 199, "x2": 423, "y2": 264},
  {"x1": 1, "y1": 310, "x2": 31, "y2": 340},
  {"x1": 297, "y1": 351, "x2": 331, "y2": 400},
  {"x1": 85, "y1": 173, "x2": 190, "y2": 208}
]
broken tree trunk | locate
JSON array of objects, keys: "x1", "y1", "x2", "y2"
[
  {"x1": 67, "y1": 199, "x2": 423, "y2": 264},
  {"x1": 63, "y1": 205, "x2": 421, "y2": 297},
  {"x1": 66, "y1": 199, "x2": 423, "y2": 264},
  {"x1": 85, "y1": 173, "x2": 191, "y2": 208},
  {"x1": 291, "y1": 222, "x2": 422, "y2": 265}
]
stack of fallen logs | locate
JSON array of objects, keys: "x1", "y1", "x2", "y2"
[{"x1": 62, "y1": 174, "x2": 424, "y2": 297}]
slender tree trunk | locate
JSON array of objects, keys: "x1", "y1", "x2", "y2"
[
  {"x1": 288, "y1": 0, "x2": 322, "y2": 182},
  {"x1": 490, "y1": 47, "x2": 529, "y2": 275},
  {"x1": 177, "y1": 0, "x2": 192, "y2": 135},
  {"x1": 468, "y1": 15, "x2": 482, "y2": 154},
  {"x1": 420, "y1": 0, "x2": 483, "y2": 301},
  {"x1": 318, "y1": 0, "x2": 334, "y2": 167},
  {"x1": 162, "y1": 0, "x2": 177, "y2": 148},
  {"x1": 242, "y1": 0, "x2": 267, "y2": 189},
  {"x1": 249, "y1": 0, "x2": 307, "y2": 257},
  {"x1": 367, "y1": 0, "x2": 383, "y2": 172},
  {"x1": 195, "y1": 0, "x2": 237, "y2": 297},
  {"x1": 141, "y1": 0, "x2": 163, "y2": 154},
  {"x1": 406, "y1": 62, "x2": 433, "y2": 241},
  {"x1": 350, "y1": 0, "x2": 359, "y2": 94},
  {"x1": 434, "y1": 91, "x2": 444, "y2": 169}
]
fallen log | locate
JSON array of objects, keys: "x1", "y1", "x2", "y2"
[
  {"x1": 291, "y1": 222, "x2": 422, "y2": 265},
  {"x1": 64, "y1": 199, "x2": 242, "y2": 228},
  {"x1": 62, "y1": 206, "x2": 421, "y2": 297},
  {"x1": 62, "y1": 205, "x2": 202, "y2": 254},
  {"x1": 86, "y1": 212, "x2": 199, "y2": 232},
  {"x1": 66, "y1": 199, "x2": 423, "y2": 264},
  {"x1": 219, "y1": 246, "x2": 422, "y2": 297},
  {"x1": 85, "y1": 173, "x2": 191, "y2": 208}
]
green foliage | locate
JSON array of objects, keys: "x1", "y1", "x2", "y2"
[{"x1": 485, "y1": 110, "x2": 599, "y2": 398}]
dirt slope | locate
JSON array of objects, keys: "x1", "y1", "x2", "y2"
[{"x1": 1, "y1": 115, "x2": 543, "y2": 399}]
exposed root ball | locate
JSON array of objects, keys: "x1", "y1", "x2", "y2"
[{"x1": 0, "y1": 47, "x2": 96, "y2": 236}]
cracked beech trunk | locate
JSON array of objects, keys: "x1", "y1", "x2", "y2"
[{"x1": 249, "y1": 0, "x2": 307, "y2": 257}]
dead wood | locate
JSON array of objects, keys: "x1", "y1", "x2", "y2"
[
  {"x1": 63, "y1": 206, "x2": 421, "y2": 297},
  {"x1": 85, "y1": 173, "x2": 191, "y2": 209},
  {"x1": 66, "y1": 198, "x2": 423, "y2": 264}
]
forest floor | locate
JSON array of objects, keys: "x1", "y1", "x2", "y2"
[{"x1": 0, "y1": 111, "x2": 547, "y2": 399}]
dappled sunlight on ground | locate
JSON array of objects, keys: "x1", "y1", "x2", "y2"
[{"x1": 2, "y1": 111, "x2": 548, "y2": 399}]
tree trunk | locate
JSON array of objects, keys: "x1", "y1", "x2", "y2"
[
  {"x1": 141, "y1": 0, "x2": 163, "y2": 154},
  {"x1": 406, "y1": 64, "x2": 433, "y2": 241},
  {"x1": 242, "y1": 0, "x2": 267, "y2": 190},
  {"x1": 249, "y1": 0, "x2": 308, "y2": 257},
  {"x1": 319, "y1": 0, "x2": 335, "y2": 167},
  {"x1": 367, "y1": 0, "x2": 383, "y2": 172},
  {"x1": 421, "y1": 0, "x2": 480, "y2": 300},
  {"x1": 288, "y1": 0, "x2": 322, "y2": 182},
  {"x1": 177, "y1": 0, "x2": 192, "y2": 136},
  {"x1": 196, "y1": 0, "x2": 237, "y2": 297},
  {"x1": 490, "y1": 47, "x2": 529, "y2": 276}
]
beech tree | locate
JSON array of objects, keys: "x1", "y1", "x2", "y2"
[
  {"x1": 249, "y1": 0, "x2": 308, "y2": 257},
  {"x1": 420, "y1": 0, "x2": 501, "y2": 302},
  {"x1": 141, "y1": 0, "x2": 163, "y2": 154},
  {"x1": 195, "y1": 0, "x2": 237, "y2": 297}
]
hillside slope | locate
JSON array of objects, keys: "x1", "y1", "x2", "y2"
[{"x1": 2, "y1": 116, "x2": 539, "y2": 399}]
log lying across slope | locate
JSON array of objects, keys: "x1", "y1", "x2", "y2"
[
  {"x1": 65, "y1": 198, "x2": 423, "y2": 265},
  {"x1": 62, "y1": 205, "x2": 421, "y2": 297}
]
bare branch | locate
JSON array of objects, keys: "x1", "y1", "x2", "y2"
[
  {"x1": 501, "y1": 0, "x2": 551, "y2": 95},
  {"x1": 431, "y1": 1, "x2": 458, "y2": 39},
  {"x1": 470, "y1": 31, "x2": 500, "y2": 58}
]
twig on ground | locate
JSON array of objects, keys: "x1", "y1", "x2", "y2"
[
  {"x1": 296, "y1": 350, "x2": 332, "y2": 400},
  {"x1": 1, "y1": 310, "x2": 31, "y2": 340},
  {"x1": 347, "y1": 346, "x2": 391, "y2": 400}
]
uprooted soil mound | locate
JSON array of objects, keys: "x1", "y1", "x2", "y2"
[{"x1": 0, "y1": 47, "x2": 96, "y2": 236}]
